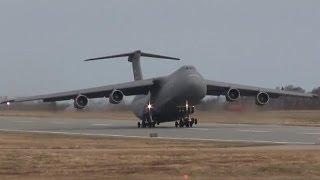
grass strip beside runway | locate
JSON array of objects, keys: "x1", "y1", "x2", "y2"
[{"x1": 0, "y1": 132, "x2": 319, "y2": 179}]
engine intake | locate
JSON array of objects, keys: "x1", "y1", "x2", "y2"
[
  {"x1": 109, "y1": 89, "x2": 124, "y2": 104},
  {"x1": 74, "y1": 95, "x2": 88, "y2": 109},
  {"x1": 256, "y1": 92, "x2": 270, "y2": 106},
  {"x1": 226, "y1": 88, "x2": 240, "y2": 102}
]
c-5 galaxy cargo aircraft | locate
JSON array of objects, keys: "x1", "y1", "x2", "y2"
[{"x1": 1, "y1": 50, "x2": 317, "y2": 128}]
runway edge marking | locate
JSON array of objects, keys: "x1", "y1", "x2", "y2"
[
  {"x1": 0, "y1": 129, "x2": 315, "y2": 145},
  {"x1": 91, "y1": 123, "x2": 111, "y2": 126}
]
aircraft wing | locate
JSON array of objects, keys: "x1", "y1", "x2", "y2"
[
  {"x1": 206, "y1": 80, "x2": 317, "y2": 98},
  {"x1": 1, "y1": 79, "x2": 154, "y2": 104}
]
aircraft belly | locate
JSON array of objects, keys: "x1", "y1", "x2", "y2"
[{"x1": 154, "y1": 101, "x2": 179, "y2": 122}]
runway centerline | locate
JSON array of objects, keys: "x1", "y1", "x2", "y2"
[
  {"x1": 238, "y1": 129, "x2": 271, "y2": 133},
  {"x1": 91, "y1": 123, "x2": 111, "y2": 126},
  {"x1": 13, "y1": 120, "x2": 34, "y2": 123}
]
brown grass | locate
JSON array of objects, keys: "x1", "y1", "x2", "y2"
[{"x1": 0, "y1": 132, "x2": 320, "y2": 179}]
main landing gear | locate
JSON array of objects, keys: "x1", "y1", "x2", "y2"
[
  {"x1": 175, "y1": 117, "x2": 198, "y2": 128},
  {"x1": 175, "y1": 101, "x2": 198, "y2": 128}
]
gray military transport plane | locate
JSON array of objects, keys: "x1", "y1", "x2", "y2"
[{"x1": 1, "y1": 50, "x2": 317, "y2": 128}]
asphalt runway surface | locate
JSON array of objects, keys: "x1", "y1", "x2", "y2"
[{"x1": 0, "y1": 116, "x2": 320, "y2": 145}]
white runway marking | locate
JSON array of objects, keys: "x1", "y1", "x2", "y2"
[
  {"x1": 238, "y1": 129, "x2": 271, "y2": 133},
  {"x1": 191, "y1": 128, "x2": 210, "y2": 131},
  {"x1": 0, "y1": 129, "x2": 314, "y2": 145},
  {"x1": 91, "y1": 124, "x2": 111, "y2": 127},
  {"x1": 13, "y1": 120, "x2": 33, "y2": 123}
]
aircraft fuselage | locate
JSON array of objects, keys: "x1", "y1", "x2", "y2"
[{"x1": 131, "y1": 65, "x2": 207, "y2": 123}]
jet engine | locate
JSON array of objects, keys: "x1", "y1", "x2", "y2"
[
  {"x1": 255, "y1": 92, "x2": 270, "y2": 106},
  {"x1": 226, "y1": 88, "x2": 240, "y2": 102},
  {"x1": 74, "y1": 94, "x2": 88, "y2": 109},
  {"x1": 109, "y1": 89, "x2": 124, "y2": 104}
]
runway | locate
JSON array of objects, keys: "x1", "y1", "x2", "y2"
[{"x1": 0, "y1": 116, "x2": 320, "y2": 145}]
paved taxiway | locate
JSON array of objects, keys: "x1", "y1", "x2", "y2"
[{"x1": 0, "y1": 116, "x2": 320, "y2": 145}]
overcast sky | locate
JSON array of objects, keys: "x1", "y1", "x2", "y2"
[{"x1": 0, "y1": 0, "x2": 319, "y2": 97}]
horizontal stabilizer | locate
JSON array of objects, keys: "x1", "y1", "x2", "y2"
[
  {"x1": 84, "y1": 50, "x2": 180, "y2": 62},
  {"x1": 84, "y1": 52, "x2": 132, "y2": 61}
]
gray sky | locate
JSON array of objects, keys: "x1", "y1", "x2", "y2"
[{"x1": 0, "y1": 0, "x2": 319, "y2": 97}]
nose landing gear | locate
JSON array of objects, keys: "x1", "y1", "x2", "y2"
[
  {"x1": 137, "y1": 119, "x2": 156, "y2": 128},
  {"x1": 138, "y1": 101, "x2": 157, "y2": 128}
]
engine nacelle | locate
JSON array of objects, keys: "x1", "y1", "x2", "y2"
[
  {"x1": 226, "y1": 88, "x2": 240, "y2": 102},
  {"x1": 74, "y1": 94, "x2": 88, "y2": 109},
  {"x1": 255, "y1": 92, "x2": 270, "y2": 106},
  {"x1": 109, "y1": 89, "x2": 124, "y2": 104}
]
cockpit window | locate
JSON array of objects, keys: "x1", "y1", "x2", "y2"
[{"x1": 185, "y1": 66, "x2": 195, "y2": 70}]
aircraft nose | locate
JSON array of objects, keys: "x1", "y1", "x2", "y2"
[{"x1": 182, "y1": 74, "x2": 207, "y2": 102}]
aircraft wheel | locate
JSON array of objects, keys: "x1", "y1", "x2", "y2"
[
  {"x1": 137, "y1": 122, "x2": 141, "y2": 128},
  {"x1": 186, "y1": 117, "x2": 192, "y2": 128},
  {"x1": 179, "y1": 120, "x2": 184, "y2": 128},
  {"x1": 142, "y1": 121, "x2": 147, "y2": 128},
  {"x1": 147, "y1": 121, "x2": 155, "y2": 128}
]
